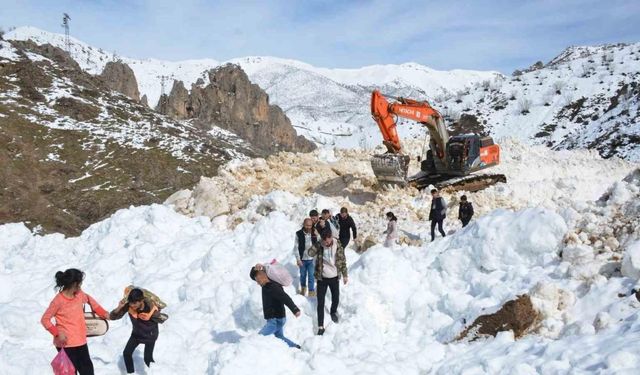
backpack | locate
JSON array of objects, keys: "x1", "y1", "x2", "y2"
[
  {"x1": 264, "y1": 259, "x2": 293, "y2": 286},
  {"x1": 121, "y1": 285, "x2": 167, "y2": 310}
]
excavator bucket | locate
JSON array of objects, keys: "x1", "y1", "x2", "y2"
[{"x1": 371, "y1": 154, "x2": 410, "y2": 186}]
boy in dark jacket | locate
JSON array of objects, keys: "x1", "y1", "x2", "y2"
[
  {"x1": 429, "y1": 189, "x2": 447, "y2": 241},
  {"x1": 336, "y1": 207, "x2": 357, "y2": 248},
  {"x1": 458, "y1": 195, "x2": 474, "y2": 227},
  {"x1": 110, "y1": 288, "x2": 168, "y2": 374},
  {"x1": 250, "y1": 265, "x2": 301, "y2": 348}
]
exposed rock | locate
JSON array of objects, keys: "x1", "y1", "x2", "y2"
[
  {"x1": 0, "y1": 40, "x2": 254, "y2": 236},
  {"x1": 100, "y1": 61, "x2": 141, "y2": 101},
  {"x1": 156, "y1": 80, "x2": 190, "y2": 119},
  {"x1": 458, "y1": 295, "x2": 539, "y2": 341},
  {"x1": 157, "y1": 64, "x2": 315, "y2": 154},
  {"x1": 140, "y1": 94, "x2": 149, "y2": 107},
  {"x1": 450, "y1": 114, "x2": 487, "y2": 136}
]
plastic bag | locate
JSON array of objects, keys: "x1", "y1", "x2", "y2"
[
  {"x1": 264, "y1": 259, "x2": 293, "y2": 286},
  {"x1": 51, "y1": 349, "x2": 75, "y2": 375}
]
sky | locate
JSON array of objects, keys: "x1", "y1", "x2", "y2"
[{"x1": 1, "y1": 0, "x2": 639, "y2": 73}]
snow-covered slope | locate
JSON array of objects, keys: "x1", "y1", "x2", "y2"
[
  {"x1": 7, "y1": 27, "x2": 639, "y2": 161},
  {"x1": 5, "y1": 27, "x2": 500, "y2": 148},
  {"x1": 0, "y1": 141, "x2": 638, "y2": 374}
]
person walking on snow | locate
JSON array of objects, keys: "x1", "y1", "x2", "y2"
[
  {"x1": 308, "y1": 231, "x2": 348, "y2": 335},
  {"x1": 310, "y1": 209, "x2": 322, "y2": 235},
  {"x1": 109, "y1": 287, "x2": 168, "y2": 374},
  {"x1": 317, "y1": 209, "x2": 339, "y2": 239},
  {"x1": 458, "y1": 195, "x2": 474, "y2": 228},
  {"x1": 383, "y1": 211, "x2": 399, "y2": 248},
  {"x1": 41, "y1": 268, "x2": 110, "y2": 375},
  {"x1": 429, "y1": 189, "x2": 447, "y2": 242},
  {"x1": 294, "y1": 218, "x2": 319, "y2": 297},
  {"x1": 336, "y1": 207, "x2": 357, "y2": 249},
  {"x1": 250, "y1": 264, "x2": 302, "y2": 348}
]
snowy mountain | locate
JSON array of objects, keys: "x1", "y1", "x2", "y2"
[
  {"x1": 0, "y1": 37, "x2": 255, "y2": 235},
  {"x1": 5, "y1": 27, "x2": 500, "y2": 148},
  {"x1": 6, "y1": 27, "x2": 639, "y2": 161}
]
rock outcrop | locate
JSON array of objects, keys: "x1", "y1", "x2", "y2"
[
  {"x1": 100, "y1": 61, "x2": 141, "y2": 101},
  {"x1": 156, "y1": 64, "x2": 315, "y2": 154}
]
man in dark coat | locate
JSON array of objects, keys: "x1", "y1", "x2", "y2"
[
  {"x1": 250, "y1": 265, "x2": 301, "y2": 348},
  {"x1": 336, "y1": 207, "x2": 357, "y2": 249},
  {"x1": 429, "y1": 189, "x2": 447, "y2": 242},
  {"x1": 458, "y1": 195, "x2": 474, "y2": 228}
]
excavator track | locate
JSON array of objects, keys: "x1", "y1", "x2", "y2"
[{"x1": 408, "y1": 173, "x2": 507, "y2": 192}]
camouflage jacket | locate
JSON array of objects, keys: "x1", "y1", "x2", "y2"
[{"x1": 308, "y1": 239, "x2": 348, "y2": 280}]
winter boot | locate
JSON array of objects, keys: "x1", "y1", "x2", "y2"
[
  {"x1": 317, "y1": 327, "x2": 325, "y2": 336},
  {"x1": 299, "y1": 287, "x2": 307, "y2": 296},
  {"x1": 330, "y1": 312, "x2": 339, "y2": 323},
  {"x1": 307, "y1": 290, "x2": 316, "y2": 297}
]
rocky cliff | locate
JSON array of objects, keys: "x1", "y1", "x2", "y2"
[
  {"x1": 156, "y1": 64, "x2": 316, "y2": 154},
  {"x1": 0, "y1": 40, "x2": 255, "y2": 235},
  {"x1": 99, "y1": 61, "x2": 141, "y2": 101}
]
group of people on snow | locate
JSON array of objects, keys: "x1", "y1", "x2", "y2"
[
  {"x1": 251, "y1": 193, "x2": 475, "y2": 348},
  {"x1": 41, "y1": 193, "x2": 476, "y2": 370},
  {"x1": 42, "y1": 269, "x2": 167, "y2": 374}
]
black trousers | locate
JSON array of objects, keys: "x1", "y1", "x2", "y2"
[
  {"x1": 339, "y1": 237, "x2": 350, "y2": 248},
  {"x1": 123, "y1": 336, "x2": 156, "y2": 373},
  {"x1": 317, "y1": 276, "x2": 339, "y2": 327},
  {"x1": 431, "y1": 219, "x2": 446, "y2": 241},
  {"x1": 461, "y1": 218, "x2": 471, "y2": 227},
  {"x1": 56, "y1": 344, "x2": 93, "y2": 375}
]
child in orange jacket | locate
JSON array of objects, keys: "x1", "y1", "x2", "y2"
[{"x1": 41, "y1": 269, "x2": 109, "y2": 375}]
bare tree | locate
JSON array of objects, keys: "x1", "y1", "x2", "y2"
[
  {"x1": 552, "y1": 80, "x2": 566, "y2": 95},
  {"x1": 517, "y1": 98, "x2": 532, "y2": 114}
]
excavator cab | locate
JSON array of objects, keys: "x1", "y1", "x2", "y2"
[{"x1": 446, "y1": 135, "x2": 481, "y2": 173}]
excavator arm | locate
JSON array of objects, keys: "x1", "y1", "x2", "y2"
[
  {"x1": 370, "y1": 89, "x2": 503, "y2": 190},
  {"x1": 371, "y1": 90, "x2": 449, "y2": 157}
]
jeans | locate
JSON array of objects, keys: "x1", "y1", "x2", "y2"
[
  {"x1": 56, "y1": 344, "x2": 94, "y2": 375},
  {"x1": 431, "y1": 219, "x2": 446, "y2": 241},
  {"x1": 123, "y1": 337, "x2": 156, "y2": 373},
  {"x1": 317, "y1": 277, "x2": 339, "y2": 327},
  {"x1": 299, "y1": 259, "x2": 315, "y2": 291},
  {"x1": 259, "y1": 318, "x2": 298, "y2": 347}
]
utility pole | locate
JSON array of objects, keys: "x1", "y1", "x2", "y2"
[
  {"x1": 157, "y1": 75, "x2": 170, "y2": 96},
  {"x1": 61, "y1": 13, "x2": 71, "y2": 54}
]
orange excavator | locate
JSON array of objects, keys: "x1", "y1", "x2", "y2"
[{"x1": 370, "y1": 90, "x2": 505, "y2": 191}]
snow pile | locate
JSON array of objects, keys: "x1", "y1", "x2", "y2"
[
  {"x1": 1, "y1": 171, "x2": 640, "y2": 373},
  {"x1": 167, "y1": 139, "x2": 636, "y2": 249}
]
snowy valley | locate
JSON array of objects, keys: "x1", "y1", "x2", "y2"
[{"x1": 0, "y1": 25, "x2": 639, "y2": 375}]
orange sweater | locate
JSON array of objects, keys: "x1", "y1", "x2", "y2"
[{"x1": 41, "y1": 290, "x2": 108, "y2": 348}]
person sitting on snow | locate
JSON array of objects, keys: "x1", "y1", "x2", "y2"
[
  {"x1": 250, "y1": 265, "x2": 301, "y2": 349},
  {"x1": 458, "y1": 195, "x2": 474, "y2": 228}
]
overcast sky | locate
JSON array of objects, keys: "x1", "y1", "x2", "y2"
[{"x1": 1, "y1": 0, "x2": 639, "y2": 73}]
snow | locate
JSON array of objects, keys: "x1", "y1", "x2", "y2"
[
  {"x1": 1, "y1": 142, "x2": 640, "y2": 373},
  {"x1": 0, "y1": 40, "x2": 19, "y2": 60},
  {"x1": 622, "y1": 241, "x2": 640, "y2": 279},
  {"x1": 6, "y1": 27, "x2": 639, "y2": 161}
]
